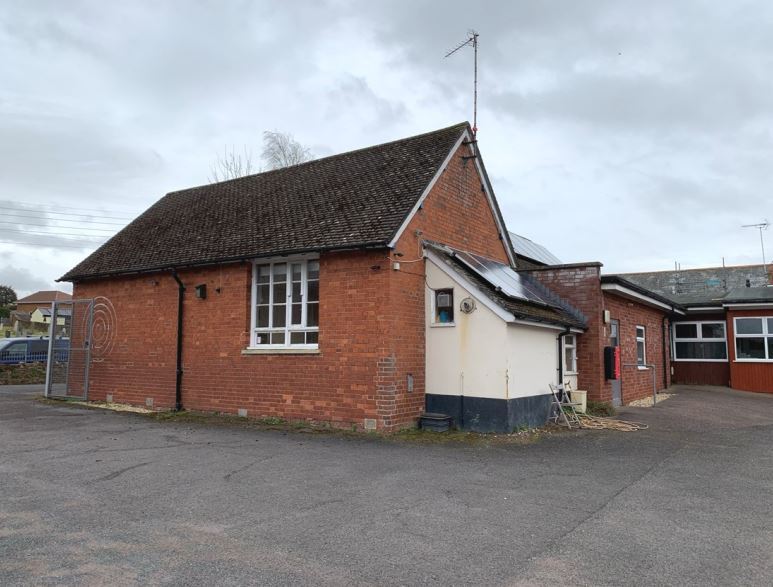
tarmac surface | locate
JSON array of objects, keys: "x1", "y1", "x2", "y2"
[{"x1": 2, "y1": 384, "x2": 773, "y2": 586}]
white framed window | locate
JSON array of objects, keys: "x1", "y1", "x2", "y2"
[
  {"x1": 734, "y1": 317, "x2": 773, "y2": 361},
  {"x1": 563, "y1": 334, "x2": 577, "y2": 374},
  {"x1": 432, "y1": 288, "x2": 455, "y2": 326},
  {"x1": 672, "y1": 321, "x2": 727, "y2": 361},
  {"x1": 636, "y1": 326, "x2": 646, "y2": 366},
  {"x1": 250, "y1": 256, "x2": 319, "y2": 348}
]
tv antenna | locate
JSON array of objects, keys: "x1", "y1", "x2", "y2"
[
  {"x1": 445, "y1": 30, "x2": 479, "y2": 137},
  {"x1": 742, "y1": 219, "x2": 769, "y2": 266}
]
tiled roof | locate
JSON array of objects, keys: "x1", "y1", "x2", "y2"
[
  {"x1": 15, "y1": 290, "x2": 72, "y2": 304},
  {"x1": 61, "y1": 123, "x2": 472, "y2": 281},
  {"x1": 618, "y1": 264, "x2": 772, "y2": 305},
  {"x1": 427, "y1": 243, "x2": 586, "y2": 330}
]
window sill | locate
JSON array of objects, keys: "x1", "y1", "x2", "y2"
[
  {"x1": 733, "y1": 359, "x2": 773, "y2": 363},
  {"x1": 637, "y1": 366, "x2": 649, "y2": 370},
  {"x1": 242, "y1": 348, "x2": 321, "y2": 355},
  {"x1": 564, "y1": 371, "x2": 578, "y2": 376},
  {"x1": 430, "y1": 322, "x2": 456, "y2": 328}
]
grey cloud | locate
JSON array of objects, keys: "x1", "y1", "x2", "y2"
[{"x1": 0, "y1": 265, "x2": 64, "y2": 297}]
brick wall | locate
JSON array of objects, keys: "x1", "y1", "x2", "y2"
[
  {"x1": 382, "y1": 139, "x2": 513, "y2": 427},
  {"x1": 524, "y1": 265, "x2": 671, "y2": 404},
  {"x1": 603, "y1": 293, "x2": 671, "y2": 403},
  {"x1": 522, "y1": 264, "x2": 606, "y2": 399},
  {"x1": 71, "y1": 140, "x2": 511, "y2": 430}
]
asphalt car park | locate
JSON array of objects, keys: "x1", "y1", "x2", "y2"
[{"x1": 2, "y1": 384, "x2": 773, "y2": 586}]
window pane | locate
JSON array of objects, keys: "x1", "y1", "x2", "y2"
[
  {"x1": 257, "y1": 264, "x2": 270, "y2": 283},
  {"x1": 306, "y1": 331, "x2": 318, "y2": 344},
  {"x1": 737, "y1": 318, "x2": 762, "y2": 335},
  {"x1": 565, "y1": 334, "x2": 575, "y2": 346},
  {"x1": 255, "y1": 332, "x2": 270, "y2": 345},
  {"x1": 291, "y1": 263, "x2": 302, "y2": 282},
  {"x1": 564, "y1": 349, "x2": 574, "y2": 371},
  {"x1": 675, "y1": 341, "x2": 699, "y2": 359},
  {"x1": 769, "y1": 338, "x2": 773, "y2": 360},
  {"x1": 292, "y1": 282, "x2": 302, "y2": 303},
  {"x1": 636, "y1": 326, "x2": 645, "y2": 339},
  {"x1": 271, "y1": 332, "x2": 285, "y2": 345},
  {"x1": 273, "y1": 282, "x2": 286, "y2": 303},
  {"x1": 257, "y1": 284, "x2": 270, "y2": 305},
  {"x1": 273, "y1": 304, "x2": 286, "y2": 327},
  {"x1": 674, "y1": 324, "x2": 697, "y2": 339},
  {"x1": 737, "y1": 337, "x2": 765, "y2": 359},
  {"x1": 637, "y1": 341, "x2": 645, "y2": 364},
  {"x1": 703, "y1": 342, "x2": 727, "y2": 360},
  {"x1": 307, "y1": 303, "x2": 319, "y2": 327},
  {"x1": 291, "y1": 303, "x2": 302, "y2": 325},
  {"x1": 768, "y1": 319, "x2": 773, "y2": 334},
  {"x1": 273, "y1": 263, "x2": 287, "y2": 282},
  {"x1": 290, "y1": 331, "x2": 305, "y2": 344},
  {"x1": 307, "y1": 280, "x2": 319, "y2": 302},
  {"x1": 701, "y1": 323, "x2": 725, "y2": 339},
  {"x1": 257, "y1": 306, "x2": 269, "y2": 328},
  {"x1": 308, "y1": 260, "x2": 319, "y2": 280}
]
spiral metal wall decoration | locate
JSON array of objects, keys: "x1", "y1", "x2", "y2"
[{"x1": 90, "y1": 296, "x2": 117, "y2": 358}]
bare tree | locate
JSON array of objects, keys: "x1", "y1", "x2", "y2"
[
  {"x1": 261, "y1": 130, "x2": 313, "y2": 170},
  {"x1": 209, "y1": 145, "x2": 256, "y2": 183},
  {"x1": 209, "y1": 131, "x2": 313, "y2": 183}
]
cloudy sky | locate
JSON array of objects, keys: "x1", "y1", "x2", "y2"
[{"x1": 2, "y1": 1, "x2": 772, "y2": 297}]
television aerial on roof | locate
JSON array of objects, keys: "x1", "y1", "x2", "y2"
[
  {"x1": 741, "y1": 219, "x2": 769, "y2": 266},
  {"x1": 445, "y1": 30, "x2": 479, "y2": 138}
]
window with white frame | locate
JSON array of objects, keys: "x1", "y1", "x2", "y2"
[
  {"x1": 636, "y1": 326, "x2": 646, "y2": 366},
  {"x1": 672, "y1": 321, "x2": 727, "y2": 361},
  {"x1": 563, "y1": 334, "x2": 577, "y2": 374},
  {"x1": 433, "y1": 288, "x2": 454, "y2": 325},
  {"x1": 734, "y1": 317, "x2": 773, "y2": 361},
  {"x1": 251, "y1": 257, "x2": 319, "y2": 348}
]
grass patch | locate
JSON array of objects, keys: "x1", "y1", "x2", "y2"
[
  {"x1": 35, "y1": 396, "x2": 565, "y2": 446},
  {"x1": 586, "y1": 400, "x2": 616, "y2": 417}
]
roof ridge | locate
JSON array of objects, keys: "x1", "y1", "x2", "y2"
[
  {"x1": 619, "y1": 263, "x2": 771, "y2": 276},
  {"x1": 169, "y1": 121, "x2": 471, "y2": 195}
]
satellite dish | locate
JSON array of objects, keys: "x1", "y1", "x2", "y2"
[{"x1": 460, "y1": 297, "x2": 476, "y2": 314}]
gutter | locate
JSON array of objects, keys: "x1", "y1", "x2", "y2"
[
  {"x1": 171, "y1": 269, "x2": 185, "y2": 411},
  {"x1": 662, "y1": 316, "x2": 669, "y2": 389}
]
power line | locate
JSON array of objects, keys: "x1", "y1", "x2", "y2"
[
  {"x1": 0, "y1": 221, "x2": 116, "y2": 233},
  {"x1": 0, "y1": 228, "x2": 108, "y2": 240},
  {"x1": 0, "y1": 239, "x2": 102, "y2": 249},
  {"x1": 0, "y1": 211, "x2": 129, "y2": 226},
  {"x1": 0, "y1": 207, "x2": 134, "y2": 222},
  {"x1": 0, "y1": 201, "x2": 139, "y2": 215}
]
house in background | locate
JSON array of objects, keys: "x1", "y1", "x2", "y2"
[
  {"x1": 621, "y1": 265, "x2": 773, "y2": 393},
  {"x1": 15, "y1": 290, "x2": 72, "y2": 315},
  {"x1": 11, "y1": 290, "x2": 72, "y2": 336},
  {"x1": 60, "y1": 122, "x2": 585, "y2": 432}
]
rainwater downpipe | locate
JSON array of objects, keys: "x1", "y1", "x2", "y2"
[
  {"x1": 661, "y1": 315, "x2": 670, "y2": 389},
  {"x1": 171, "y1": 269, "x2": 185, "y2": 411},
  {"x1": 557, "y1": 328, "x2": 571, "y2": 385}
]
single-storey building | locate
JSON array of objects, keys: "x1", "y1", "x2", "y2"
[
  {"x1": 60, "y1": 122, "x2": 587, "y2": 432},
  {"x1": 621, "y1": 265, "x2": 773, "y2": 393}
]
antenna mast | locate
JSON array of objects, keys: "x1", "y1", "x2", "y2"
[
  {"x1": 445, "y1": 30, "x2": 480, "y2": 137},
  {"x1": 742, "y1": 219, "x2": 770, "y2": 267}
]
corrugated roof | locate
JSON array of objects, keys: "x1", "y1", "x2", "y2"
[
  {"x1": 61, "y1": 123, "x2": 473, "y2": 281},
  {"x1": 509, "y1": 232, "x2": 562, "y2": 266}
]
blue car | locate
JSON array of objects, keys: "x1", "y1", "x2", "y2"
[{"x1": 0, "y1": 338, "x2": 70, "y2": 365}]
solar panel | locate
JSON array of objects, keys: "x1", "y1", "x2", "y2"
[
  {"x1": 454, "y1": 250, "x2": 556, "y2": 307},
  {"x1": 509, "y1": 232, "x2": 561, "y2": 265}
]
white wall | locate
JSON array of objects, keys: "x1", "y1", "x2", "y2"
[
  {"x1": 425, "y1": 259, "x2": 561, "y2": 400},
  {"x1": 506, "y1": 324, "x2": 560, "y2": 398}
]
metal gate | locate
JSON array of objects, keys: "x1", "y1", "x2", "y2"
[{"x1": 45, "y1": 299, "x2": 94, "y2": 399}]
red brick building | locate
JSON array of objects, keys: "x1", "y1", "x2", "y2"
[{"x1": 60, "y1": 123, "x2": 584, "y2": 431}]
